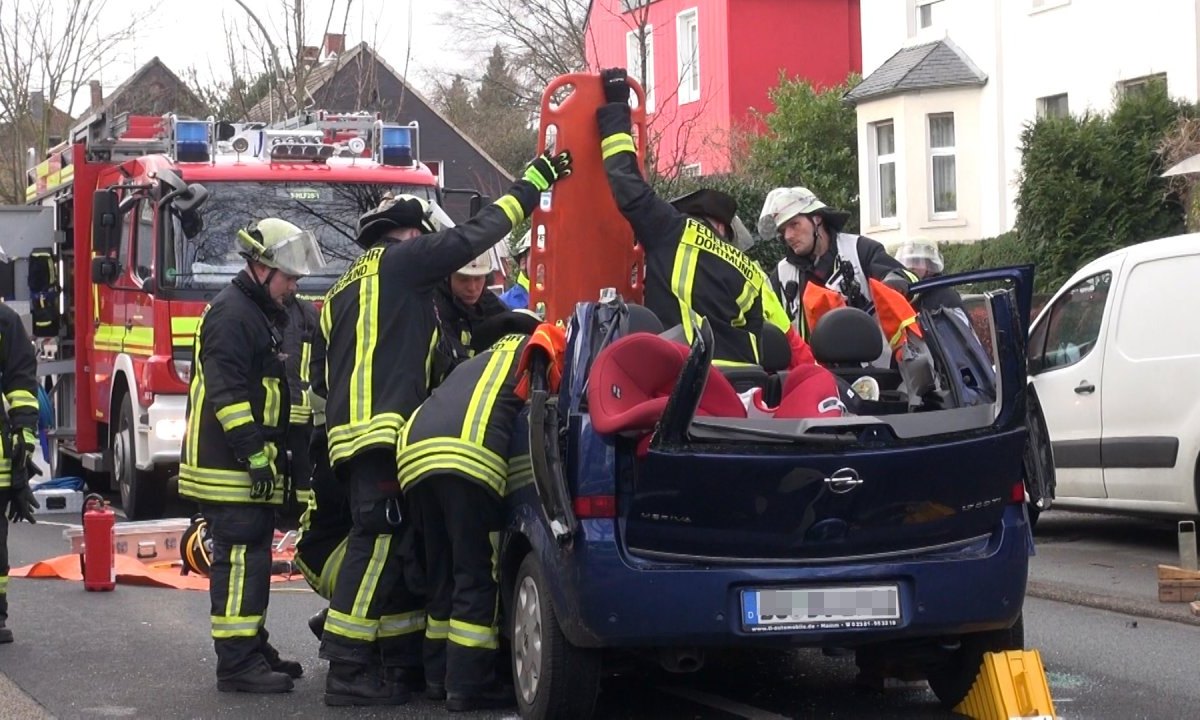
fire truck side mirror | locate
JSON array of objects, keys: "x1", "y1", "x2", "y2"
[
  {"x1": 91, "y1": 255, "x2": 120, "y2": 285},
  {"x1": 470, "y1": 195, "x2": 490, "y2": 216},
  {"x1": 92, "y1": 189, "x2": 120, "y2": 255}
]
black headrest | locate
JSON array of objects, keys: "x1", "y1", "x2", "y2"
[
  {"x1": 810, "y1": 307, "x2": 883, "y2": 365},
  {"x1": 761, "y1": 324, "x2": 791, "y2": 373},
  {"x1": 626, "y1": 303, "x2": 665, "y2": 335}
]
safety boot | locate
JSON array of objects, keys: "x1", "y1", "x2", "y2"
[
  {"x1": 217, "y1": 660, "x2": 295, "y2": 694},
  {"x1": 0, "y1": 626, "x2": 12, "y2": 644},
  {"x1": 324, "y1": 662, "x2": 409, "y2": 706},
  {"x1": 307, "y1": 607, "x2": 328, "y2": 641},
  {"x1": 260, "y1": 641, "x2": 303, "y2": 679},
  {"x1": 446, "y1": 682, "x2": 516, "y2": 712}
]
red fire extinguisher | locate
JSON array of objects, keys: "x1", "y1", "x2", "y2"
[{"x1": 80, "y1": 493, "x2": 116, "y2": 592}]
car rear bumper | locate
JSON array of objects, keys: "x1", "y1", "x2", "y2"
[{"x1": 546, "y1": 505, "x2": 1031, "y2": 649}]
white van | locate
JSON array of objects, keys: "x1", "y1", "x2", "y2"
[{"x1": 1028, "y1": 233, "x2": 1200, "y2": 517}]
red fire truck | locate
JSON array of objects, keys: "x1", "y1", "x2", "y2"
[{"x1": 23, "y1": 109, "x2": 490, "y2": 518}]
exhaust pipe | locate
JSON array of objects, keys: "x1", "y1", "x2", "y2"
[{"x1": 659, "y1": 648, "x2": 705, "y2": 674}]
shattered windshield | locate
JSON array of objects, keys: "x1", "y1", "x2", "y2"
[{"x1": 162, "y1": 181, "x2": 436, "y2": 292}]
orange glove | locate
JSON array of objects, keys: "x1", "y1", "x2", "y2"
[{"x1": 515, "y1": 323, "x2": 568, "y2": 400}]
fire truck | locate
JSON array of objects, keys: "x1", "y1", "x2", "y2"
[{"x1": 20, "y1": 109, "x2": 492, "y2": 518}]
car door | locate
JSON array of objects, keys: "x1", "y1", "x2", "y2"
[
  {"x1": 1100, "y1": 250, "x2": 1200, "y2": 507},
  {"x1": 1028, "y1": 268, "x2": 1117, "y2": 499}
]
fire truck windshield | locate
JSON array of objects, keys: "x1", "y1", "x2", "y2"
[{"x1": 162, "y1": 181, "x2": 437, "y2": 292}]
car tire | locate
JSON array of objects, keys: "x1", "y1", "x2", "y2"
[
  {"x1": 114, "y1": 395, "x2": 165, "y2": 520},
  {"x1": 926, "y1": 613, "x2": 1025, "y2": 709},
  {"x1": 512, "y1": 553, "x2": 601, "y2": 720}
]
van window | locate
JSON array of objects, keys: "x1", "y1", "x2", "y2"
[
  {"x1": 1031, "y1": 271, "x2": 1111, "y2": 373},
  {"x1": 1116, "y1": 254, "x2": 1200, "y2": 360}
]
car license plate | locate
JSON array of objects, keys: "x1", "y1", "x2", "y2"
[{"x1": 741, "y1": 585, "x2": 900, "y2": 632}]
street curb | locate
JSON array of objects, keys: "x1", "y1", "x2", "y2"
[
  {"x1": 1028, "y1": 580, "x2": 1200, "y2": 626},
  {"x1": 0, "y1": 671, "x2": 53, "y2": 719}
]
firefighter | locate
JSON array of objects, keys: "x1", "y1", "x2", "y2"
[
  {"x1": 433, "y1": 252, "x2": 509, "y2": 377},
  {"x1": 497, "y1": 229, "x2": 531, "y2": 310},
  {"x1": 319, "y1": 149, "x2": 571, "y2": 706},
  {"x1": 397, "y1": 309, "x2": 543, "y2": 711},
  {"x1": 280, "y1": 294, "x2": 320, "y2": 529},
  {"x1": 0, "y1": 301, "x2": 43, "y2": 645},
  {"x1": 759, "y1": 186, "x2": 918, "y2": 340},
  {"x1": 178, "y1": 217, "x2": 325, "y2": 693},
  {"x1": 895, "y1": 238, "x2": 966, "y2": 312},
  {"x1": 597, "y1": 67, "x2": 766, "y2": 366}
]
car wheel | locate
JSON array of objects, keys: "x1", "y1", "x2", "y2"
[
  {"x1": 512, "y1": 553, "x2": 601, "y2": 720},
  {"x1": 114, "y1": 395, "x2": 165, "y2": 520},
  {"x1": 926, "y1": 613, "x2": 1025, "y2": 709}
]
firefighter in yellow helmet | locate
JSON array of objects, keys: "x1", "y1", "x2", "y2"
[
  {"x1": 179, "y1": 217, "x2": 325, "y2": 693},
  {"x1": 319, "y1": 148, "x2": 571, "y2": 706}
]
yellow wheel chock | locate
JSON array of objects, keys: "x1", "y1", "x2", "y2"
[{"x1": 954, "y1": 649, "x2": 1057, "y2": 720}]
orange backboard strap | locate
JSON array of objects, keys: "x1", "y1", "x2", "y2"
[{"x1": 528, "y1": 73, "x2": 648, "y2": 324}]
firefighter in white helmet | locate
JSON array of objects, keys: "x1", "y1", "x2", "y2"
[
  {"x1": 179, "y1": 217, "x2": 325, "y2": 693},
  {"x1": 433, "y1": 251, "x2": 509, "y2": 380}
]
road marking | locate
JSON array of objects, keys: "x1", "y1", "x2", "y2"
[{"x1": 659, "y1": 686, "x2": 791, "y2": 720}]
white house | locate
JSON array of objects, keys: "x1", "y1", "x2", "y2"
[{"x1": 850, "y1": 0, "x2": 1200, "y2": 245}]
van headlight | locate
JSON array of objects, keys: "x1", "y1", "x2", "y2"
[{"x1": 155, "y1": 419, "x2": 186, "y2": 441}]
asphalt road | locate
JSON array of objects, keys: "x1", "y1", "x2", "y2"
[{"x1": 1, "y1": 513, "x2": 1197, "y2": 719}]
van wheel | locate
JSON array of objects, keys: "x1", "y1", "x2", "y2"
[
  {"x1": 512, "y1": 553, "x2": 601, "y2": 720},
  {"x1": 113, "y1": 395, "x2": 165, "y2": 520},
  {"x1": 926, "y1": 613, "x2": 1024, "y2": 709}
]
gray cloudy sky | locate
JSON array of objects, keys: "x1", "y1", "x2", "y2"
[{"x1": 82, "y1": 0, "x2": 476, "y2": 113}]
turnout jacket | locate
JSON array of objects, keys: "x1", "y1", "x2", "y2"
[
  {"x1": 283, "y1": 297, "x2": 320, "y2": 425},
  {"x1": 180, "y1": 271, "x2": 291, "y2": 505},
  {"x1": 294, "y1": 453, "x2": 351, "y2": 597},
  {"x1": 598, "y1": 103, "x2": 764, "y2": 365},
  {"x1": 322, "y1": 182, "x2": 540, "y2": 467},
  {"x1": 0, "y1": 303, "x2": 40, "y2": 488},
  {"x1": 397, "y1": 332, "x2": 528, "y2": 497}
]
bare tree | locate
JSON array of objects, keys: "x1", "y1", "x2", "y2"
[
  {"x1": 0, "y1": 0, "x2": 146, "y2": 201},
  {"x1": 437, "y1": 0, "x2": 589, "y2": 110}
]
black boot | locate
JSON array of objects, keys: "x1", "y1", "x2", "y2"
[
  {"x1": 261, "y1": 641, "x2": 303, "y2": 679},
  {"x1": 386, "y1": 665, "x2": 426, "y2": 694},
  {"x1": 307, "y1": 608, "x2": 328, "y2": 641},
  {"x1": 425, "y1": 681, "x2": 447, "y2": 701},
  {"x1": 0, "y1": 626, "x2": 11, "y2": 644},
  {"x1": 217, "y1": 660, "x2": 295, "y2": 694},
  {"x1": 0, "y1": 594, "x2": 10, "y2": 643},
  {"x1": 324, "y1": 662, "x2": 409, "y2": 706},
  {"x1": 446, "y1": 683, "x2": 516, "y2": 712}
]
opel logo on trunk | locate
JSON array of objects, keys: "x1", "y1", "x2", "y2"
[{"x1": 824, "y1": 467, "x2": 864, "y2": 494}]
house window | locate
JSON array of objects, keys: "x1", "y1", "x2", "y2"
[
  {"x1": 871, "y1": 121, "x2": 897, "y2": 223},
  {"x1": 676, "y1": 9, "x2": 700, "y2": 105},
  {"x1": 1037, "y1": 93, "x2": 1069, "y2": 119},
  {"x1": 917, "y1": 0, "x2": 944, "y2": 29},
  {"x1": 626, "y1": 25, "x2": 656, "y2": 113},
  {"x1": 681, "y1": 163, "x2": 702, "y2": 178},
  {"x1": 928, "y1": 113, "x2": 956, "y2": 216},
  {"x1": 1119, "y1": 73, "x2": 1167, "y2": 98}
]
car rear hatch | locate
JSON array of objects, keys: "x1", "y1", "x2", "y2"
[{"x1": 619, "y1": 267, "x2": 1034, "y2": 563}]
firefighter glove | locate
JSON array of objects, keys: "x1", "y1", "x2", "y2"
[
  {"x1": 7, "y1": 485, "x2": 39, "y2": 524},
  {"x1": 247, "y1": 451, "x2": 275, "y2": 501},
  {"x1": 522, "y1": 150, "x2": 573, "y2": 192},
  {"x1": 601, "y1": 67, "x2": 630, "y2": 105}
]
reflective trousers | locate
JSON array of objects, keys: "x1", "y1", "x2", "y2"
[
  {"x1": 408, "y1": 474, "x2": 502, "y2": 694},
  {"x1": 202, "y1": 503, "x2": 275, "y2": 679},
  {"x1": 320, "y1": 449, "x2": 424, "y2": 669}
]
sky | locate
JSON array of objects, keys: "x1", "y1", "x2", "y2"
[{"x1": 78, "y1": 0, "x2": 479, "y2": 114}]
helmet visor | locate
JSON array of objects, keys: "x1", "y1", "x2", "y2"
[
  {"x1": 730, "y1": 216, "x2": 756, "y2": 251},
  {"x1": 268, "y1": 229, "x2": 327, "y2": 277},
  {"x1": 426, "y1": 201, "x2": 455, "y2": 232}
]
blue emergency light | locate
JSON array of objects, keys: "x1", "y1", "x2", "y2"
[
  {"x1": 379, "y1": 125, "x2": 414, "y2": 166},
  {"x1": 174, "y1": 120, "x2": 210, "y2": 163}
]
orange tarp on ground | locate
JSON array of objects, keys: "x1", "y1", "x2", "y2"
[{"x1": 11, "y1": 553, "x2": 303, "y2": 591}]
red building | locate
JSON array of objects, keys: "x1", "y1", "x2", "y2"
[{"x1": 584, "y1": 0, "x2": 862, "y2": 176}]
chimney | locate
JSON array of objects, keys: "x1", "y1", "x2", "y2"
[
  {"x1": 323, "y1": 33, "x2": 345, "y2": 58},
  {"x1": 89, "y1": 80, "x2": 103, "y2": 109},
  {"x1": 300, "y1": 45, "x2": 320, "y2": 67}
]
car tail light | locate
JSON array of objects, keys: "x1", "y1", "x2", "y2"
[
  {"x1": 1011, "y1": 481, "x2": 1026, "y2": 504},
  {"x1": 173, "y1": 359, "x2": 192, "y2": 385},
  {"x1": 573, "y1": 495, "x2": 616, "y2": 519}
]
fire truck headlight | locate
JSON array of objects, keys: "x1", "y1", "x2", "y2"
[{"x1": 155, "y1": 419, "x2": 186, "y2": 442}]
